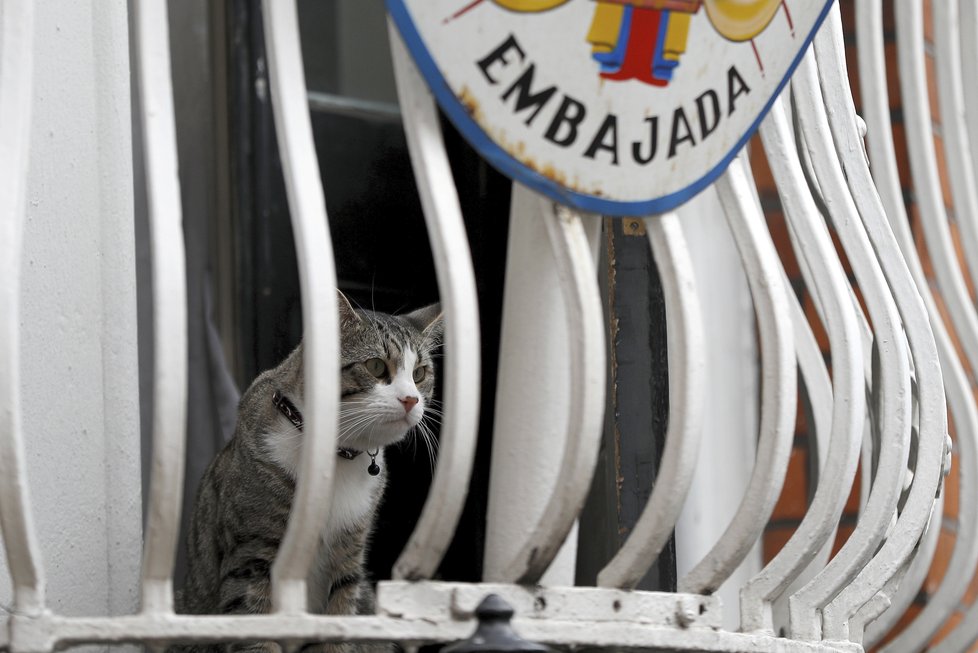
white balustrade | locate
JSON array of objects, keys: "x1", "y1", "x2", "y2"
[
  {"x1": 854, "y1": 1, "x2": 963, "y2": 644},
  {"x1": 2, "y1": 0, "x2": 976, "y2": 651},
  {"x1": 787, "y1": 45, "x2": 912, "y2": 643},
  {"x1": 133, "y1": 0, "x2": 190, "y2": 616},
  {"x1": 964, "y1": 0, "x2": 978, "y2": 198},
  {"x1": 740, "y1": 101, "x2": 865, "y2": 636},
  {"x1": 806, "y1": 6, "x2": 949, "y2": 642},
  {"x1": 678, "y1": 157, "x2": 796, "y2": 598},
  {"x1": 0, "y1": 0, "x2": 42, "y2": 621},
  {"x1": 260, "y1": 0, "x2": 341, "y2": 614},
  {"x1": 388, "y1": 24, "x2": 482, "y2": 582},
  {"x1": 489, "y1": 188, "x2": 605, "y2": 585}
]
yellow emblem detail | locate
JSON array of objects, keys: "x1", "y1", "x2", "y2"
[
  {"x1": 586, "y1": 3, "x2": 626, "y2": 54},
  {"x1": 480, "y1": 0, "x2": 784, "y2": 85},
  {"x1": 490, "y1": 0, "x2": 572, "y2": 12},
  {"x1": 662, "y1": 10, "x2": 692, "y2": 59},
  {"x1": 704, "y1": 0, "x2": 781, "y2": 41}
]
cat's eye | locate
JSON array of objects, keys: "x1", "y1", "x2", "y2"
[
  {"x1": 364, "y1": 358, "x2": 387, "y2": 378},
  {"x1": 413, "y1": 366, "x2": 426, "y2": 383}
]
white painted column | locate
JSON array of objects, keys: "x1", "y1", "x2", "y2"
[
  {"x1": 674, "y1": 184, "x2": 760, "y2": 630},
  {"x1": 484, "y1": 186, "x2": 590, "y2": 586},
  {"x1": 0, "y1": 0, "x2": 141, "y2": 620}
]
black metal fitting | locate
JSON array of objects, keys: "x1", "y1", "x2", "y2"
[{"x1": 442, "y1": 594, "x2": 551, "y2": 653}]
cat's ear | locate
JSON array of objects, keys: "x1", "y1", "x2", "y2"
[
  {"x1": 337, "y1": 289, "x2": 362, "y2": 327},
  {"x1": 406, "y1": 303, "x2": 443, "y2": 343}
]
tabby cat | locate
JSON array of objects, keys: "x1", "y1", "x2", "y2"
[{"x1": 177, "y1": 291, "x2": 442, "y2": 652}]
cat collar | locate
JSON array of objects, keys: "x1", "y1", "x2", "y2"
[{"x1": 272, "y1": 390, "x2": 381, "y2": 476}]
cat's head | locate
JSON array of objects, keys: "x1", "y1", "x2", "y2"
[
  {"x1": 336, "y1": 291, "x2": 442, "y2": 452},
  {"x1": 258, "y1": 291, "x2": 442, "y2": 475}
]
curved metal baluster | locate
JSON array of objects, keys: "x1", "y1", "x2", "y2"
[
  {"x1": 779, "y1": 119, "x2": 877, "y2": 598},
  {"x1": 738, "y1": 153, "x2": 839, "y2": 622},
  {"x1": 388, "y1": 26, "x2": 482, "y2": 581},
  {"x1": 742, "y1": 148, "x2": 836, "y2": 453},
  {"x1": 786, "y1": 47, "x2": 912, "y2": 642},
  {"x1": 862, "y1": 493, "x2": 942, "y2": 646},
  {"x1": 736, "y1": 151, "x2": 834, "y2": 480},
  {"x1": 740, "y1": 102, "x2": 865, "y2": 634},
  {"x1": 496, "y1": 195, "x2": 605, "y2": 585},
  {"x1": 884, "y1": 3, "x2": 978, "y2": 651},
  {"x1": 854, "y1": 0, "x2": 973, "y2": 646},
  {"x1": 0, "y1": 0, "x2": 43, "y2": 617},
  {"x1": 677, "y1": 159, "x2": 795, "y2": 596},
  {"x1": 788, "y1": 286, "x2": 833, "y2": 508},
  {"x1": 597, "y1": 212, "x2": 705, "y2": 590},
  {"x1": 133, "y1": 0, "x2": 189, "y2": 615},
  {"x1": 963, "y1": 0, "x2": 978, "y2": 193},
  {"x1": 934, "y1": 0, "x2": 978, "y2": 291},
  {"x1": 261, "y1": 0, "x2": 340, "y2": 613},
  {"x1": 775, "y1": 268, "x2": 837, "y2": 593},
  {"x1": 793, "y1": 104, "x2": 880, "y2": 573},
  {"x1": 814, "y1": 4, "x2": 951, "y2": 642},
  {"x1": 736, "y1": 154, "x2": 838, "y2": 596},
  {"x1": 884, "y1": 3, "x2": 978, "y2": 384},
  {"x1": 860, "y1": 1, "x2": 978, "y2": 649},
  {"x1": 849, "y1": 568, "x2": 906, "y2": 646},
  {"x1": 791, "y1": 107, "x2": 877, "y2": 393},
  {"x1": 929, "y1": 3, "x2": 978, "y2": 637}
]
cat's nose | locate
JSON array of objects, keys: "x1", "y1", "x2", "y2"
[{"x1": 400, "y1": 396, "x2": 419, "y2": 413}]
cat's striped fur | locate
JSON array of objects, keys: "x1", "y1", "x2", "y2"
[{"x1": 176, "y1": 292, "x2": 442, "y2": 653}]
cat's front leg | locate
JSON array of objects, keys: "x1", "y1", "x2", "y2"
[
  {"x1": 322, "y1": 570, "x2": 393, "y2": 653},
  {"x1": 217, "y1": 543, "x2": 278, "y2": 653},
  {"x1": 318, "y1": 575, "x2": 375, "y2": 653}
]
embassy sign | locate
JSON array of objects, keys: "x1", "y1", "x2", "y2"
[{"x1": 387, "y1": 0, "x2": 835, "y2": 216}]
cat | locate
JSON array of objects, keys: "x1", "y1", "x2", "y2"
[{"x1": 176, "y1": 291, "x2": 442, "y2": 653}]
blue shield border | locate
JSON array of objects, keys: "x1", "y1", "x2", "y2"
[{"x1": 386, "y1": 0, "x2": 835, "y2": 217}]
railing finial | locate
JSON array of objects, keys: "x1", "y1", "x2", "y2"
[{"x1": 443, "y1": 595, "x2": 549, "y2": 653}]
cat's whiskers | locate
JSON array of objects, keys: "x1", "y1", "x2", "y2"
[
  {"x1": 338, "y1": 411, "x2": 390, "y2": 446},
  {"x1": 419, "y1": 406, "x2": 444, "y2": 419},
  {"x1": 338, "y1": 405, "x2": 387, "y2": 434},
  {"x1": 414, "y1": 417, "x2": 439, "y2": 475},
  {"x1": 392, "y1": 408, "x2": 440, "y2": 475},
  {"x1": 338, "y1": 411, "x2": 380, "y2": 439},
  {"x1": 338, "y1": 421, "x2": 376, "y2": 444}
]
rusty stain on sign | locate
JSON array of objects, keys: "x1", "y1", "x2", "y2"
[{"x1": 456, "y1": 85, "x2": 483, "y2": 122}]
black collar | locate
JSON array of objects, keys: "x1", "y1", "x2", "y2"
[{"x1": 272, "y1": 390, "x2": 375, "y2": 467}]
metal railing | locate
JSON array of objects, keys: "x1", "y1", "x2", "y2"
[{"x1": 3, "y1": 0, "x2": 978, "y2": 651}]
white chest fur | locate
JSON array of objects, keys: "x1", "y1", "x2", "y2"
[
  {"x1": 326, "y1": 451, "x2": 384, "y2": 533},
  {"x1": 304, "y1": 451, "x2": 385, "y2": 611},
  {"x1": 264, "y1": 419, "x2": 383, "y2": 527}
]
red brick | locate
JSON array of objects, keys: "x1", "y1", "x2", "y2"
[
  {"x1": 963, "y1": 562, "x2": 978, "y2": 604},
  {"x1": 926, "y1": 51, "x2": 941, "y2": 126},
  {"x1": 830, "y1": 523, "x2": 856, "y2": 559},
  {"x1": 763, "y1": 526, "x2": 796, "y2": 564},
  {"x1": 802, "y1": 292, "x2": 831, "y2": 354},
  {"x1": 771, "y1": 447, "x2": 810, "y2": 521},
  {"x1": 876, "y1": 603, "x2": 922, "y2": 649},
  {"x1": 924, "y1": 528, "x2": 957, "y2": 595},
  {"x1": 933, "y1": 135, "x2": 954, "y2": 210},
  {"x1": 844, "y1": 464, "x2": 862, "y2": 516},
  {"x1": 931, "y1": 611, "x2": 963, "y2": 648},
  {"x1": 766, "y1": 211, "x2": 798, "y2": 280}
]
